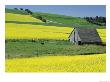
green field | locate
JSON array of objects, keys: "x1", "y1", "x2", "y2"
[
  {"x1": 33, "y1": 12, "x2": 90, "y2": 24},
  {"x1": 5, "y1": 9, "x2": 106, "y2": 72},
  {"x1": 5, "y1": 41, "x2": 106, "y2": 59},
  {"x1": 32, "y1": 12, "x2": 99, "y2": 27}
]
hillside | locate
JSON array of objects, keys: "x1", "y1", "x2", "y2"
[
  {"x1": 5, "y1": 8, "x2": 102, "y2": 28},
  {"x1": 5, "y1": 13, "x2": 73, "y2": 40},
  {"x1": 5, "y1": 8, "x2": 106, "y2": 72},
  {"x1": 6, "y1": 13, "x2": 43, "y2": 23},
  {"x1": 5, "y1": 8, "x2": 29, "y2": 15},
  {"x1": 32, "y1": 12, "x2": 99, "y2": 27},
  {"x1": 5, "y1": 9, "x2": 106, "y2": 42}
]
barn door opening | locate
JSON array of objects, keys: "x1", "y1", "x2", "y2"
[
  {"x1": 78, "y1": 41, "x2": 81, "y2": 45},
  {"x1": 74, "y1": 31, "x2": 75, "y2": 42}
]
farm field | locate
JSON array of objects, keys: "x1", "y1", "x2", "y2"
[
  {"x1": 97, "y1": 29, "x2": 106, "y2": 43},
  {"x1": 6, "y1": 23, "x2": 73, "y2": 40},
  {"x1": 6, "y1": 9, "x2": 98, "y2": 27},
  {"x1": 5, "y1": 9, "x2": 106, "y2": 72},
  {"x1": 5, "y1": 8, "x2": 29, "y2": 15},
  {"x1": 5, "y1": 23, "x2": 106, "y2": 43},
  {"x1": 5, "y1": 13, "x2": 106, "y2": 42},
  {"x1": 5, "y1": 41, "x2": 106, "y2": 58},
  {"x1": 32, "y1": 12, "x2": 99, "y2": 27},
  {"x1": 6, "y1": 13, "x2": 43, "y2": 23},
  {"x1": 5, "y1": 54, "x2": 106, "y2": 72}
]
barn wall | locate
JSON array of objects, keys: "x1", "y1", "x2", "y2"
[
  {"x1": 77, "y1": 34, "x2": 81, "y2": 42},
  {"x1": 75, "y1": 30, "x2": 82, "y2": 44},
  {"x1": 69, "y1": 32, "x2": 75, "y2": 42},
  {"x1": 75, "y1": 30, "x2": 78, "y2": 42},
  {"x1": 69, "y1": 29, "x2": 81, "y2": 43},
  {"x1": 69, "y1": 28, "x2": 103, "y2": 45}
]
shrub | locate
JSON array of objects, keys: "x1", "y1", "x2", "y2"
[
  {"x1": 42, "y1": 18, "x2": 46, "y2": 23},
  {"x1": 37, "y1": 16, "x2": 42, "y2": 20}
]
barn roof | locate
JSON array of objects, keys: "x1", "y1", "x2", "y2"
[{"x1": 74, "y1": 28, "x2": 102, "y2": 43}]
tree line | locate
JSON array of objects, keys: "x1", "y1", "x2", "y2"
[
  {"x1": 14, "y1": 8, "x2": 46, "y2": 23},
  {"x1": 14, "y1": 8, "x2": 106, "y2": 26},
  {"x1": 14, "y1": 8, "x2": 33, "y2": 15},
  {"x1": 84, "y1": 16, "x2": 106, "y2": 26}
]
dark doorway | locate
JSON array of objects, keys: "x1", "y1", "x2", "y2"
[
  {"x1": 74, "y1": 32, "x2": 75, "y2": 42},
  {"x1": 78, "y1": 41, "x2": 81, "y2": 45}
]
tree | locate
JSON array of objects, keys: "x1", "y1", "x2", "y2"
[
  {"x1": 42, "y1": 19, "x2": 46, "y2": 23},
  {"x1": 14, "y1": 8, "x2": 18, "y2": 10},
  {"x1": 102, "y1": 17, "x2": 106, "y2": 23},
  {"x1": 25, "y1": 9, "x2": 33, "y2": 15},
  {"x1": 29, "y1": 11, "x2": 33, "y2": 15},
  {"x1": 25, "y1": 9, "x2": 29, "y2": 12},
  {"x1": 95, "y1": 16, "x2": 99, "y2": 22},
  {"x1": 84, "y1": 16, "x2": 106, "y2": 26},
  {"x1": 20, "y1": 8, "x2": 23, "y2": 10},
  {"x1": 37, "y1": 16, "x2": 42, "y2": 20}
]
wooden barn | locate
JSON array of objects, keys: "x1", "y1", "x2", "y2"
[{"x1": 69, "y1": 28, "x2": 102, "y2": 45}]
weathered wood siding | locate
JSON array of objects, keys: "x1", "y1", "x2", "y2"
[{"x1": 69, "y1": 28, "x2": 102, "y2": 45}]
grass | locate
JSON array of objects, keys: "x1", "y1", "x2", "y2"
[
  {"x1": 5, "y1": 40, "x2": 106, "y2": 59},
  {"x1": 5, "y1": 54, "x2": 106, "y2": 72},
  {"x1": 32, "y1": 12, "x2": 99, "y2": 27}
]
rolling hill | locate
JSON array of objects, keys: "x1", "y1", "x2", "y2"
[
  {"x1": 5, "y1": 12, "x2": 106, "y2": 42},
  {"x1": 5, "y1": 8, "x2": 106, "y2": 72},
  {"x1": 32, "y1": 12, "x2": 99, "y2": 27},
  {"x1": 5, "y1": 12, "x2": 73, "y2": 40},
  {"x1": 6, "y1": 13, "x2": 43, "y2": 23},
  {"x1": 6, "y1": 8, "x2": 103, "y2": 28},
  {"x1": 5, "y1": 8, "x2": 29, "y2": 15},
  {"x1": 6, "y1": 23, "x2": 72, "y2": 40}
]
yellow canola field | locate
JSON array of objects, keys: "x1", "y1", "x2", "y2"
[
  {"x1": 97, "y1": 29, "x2": 106, "y2": 43},
  {"x1": 6, "y1": 23, "x2": 73, "y2": 40},
  {"x1": 6, "y1": 13, "x2": 43, "y2": 23},
  {"x1": 6, "y1": 54, "x2": 106, "y2": 72},
  {"x1": 5, "y1": 13, "x2": 106, "y2": 42},
  {"x1": 5, "y1": 23, "x2": 106, "y2": 42}
]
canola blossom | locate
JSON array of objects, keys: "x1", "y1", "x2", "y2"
[
  {"x1": 6, "y1": 23, "x2": 73, "y2": 40},
  {"x1": 6, "y1": 54, "x2": 106, "y2": 72}
]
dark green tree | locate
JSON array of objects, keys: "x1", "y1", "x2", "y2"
[
  {"x1": 20, "y1": 8, "x2": 23, "y2": 10},
  {"x1": 14, "y1": 8, "x2": 18, "y2": 10},
  {"x1": 25, "y1": 9, "x2": 33, "y2": 15},
  {"x1": 42, "y1": 19, "x2": 46, "y2": 23}
]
